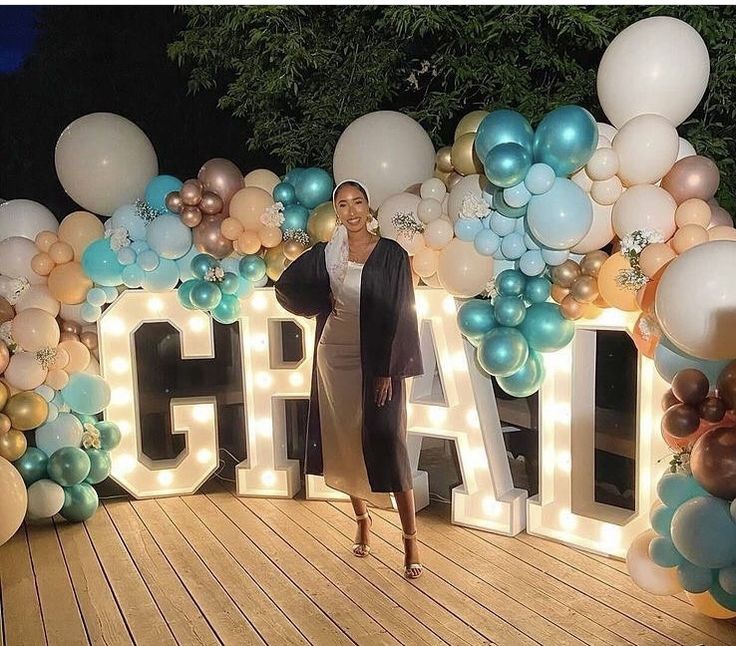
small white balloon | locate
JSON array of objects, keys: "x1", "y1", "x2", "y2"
[
  {"x1": 596, "y1": 122, "x2": 618, "y2": 143},
  {"x1": 424, "y1": 218, "x2": 454, "y2": 250},
  {"x1": 420, "y1": 178, "x2": 447, "y2": 201},
  {"x1": 418, "y1": 198, "x2": 442, "y2": 224},
  {"x1": 27, "y1": 480, "x2": 66, "y2": 519},
  {"x1": 586, "y1": 148, "x2": 619, "y2": 181},
  {"x1": 0, "y1": 237, "x2": 47, "y2": 285},
  {"x1": 0, "y1": 200, "x2": 58, "y2": 243},
  {"x1": 590, "y1": 177, "x2": 624, "y2": 206}
]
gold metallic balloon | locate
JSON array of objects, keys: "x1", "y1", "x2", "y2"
[
  {"x1": 307, "y1": 201, "x2": 337, "y2": 243},
  {"x1": 0, "y1": 413, "x2": 10, "y2": 434},
  {"x1": 4, "y1": 392, "x2": 49, "y2": 431},
  {"x1": 0, "y1": 381, "x2": 8, "y2": 411},
  {"x1": 264, "y1": 245, "x2": 288, "y2": 282},
  {"x1": 434, "y1": 169, "x2": 452, "y2": 185},
  {"x1": 550, "y1": 260, "x2": 582, "y2": 288},
  {"x1": 454, "y1": 110, "x2": 489, "y2": 141},
  {"x1": 560, "y1": 294, "x2": 585, "y2": 320},
  {"x1": 580, "y1": 250, "x2": 609, "y2": 277},
  {"x1": 0, "y1": 343, "x2": 8, "y2": 377},
  {"x1": 435, "y1": 146, "x2": 454, "y2": 173},
  {"x1": 282, "y1": 239, "x2": 306, "y2": 262},
  {"x1": 570, "y1": 275, "x2": 599, "y2": 304},
  {"x1": 0, "y1": 430, "x2": 26, "y2": 461},
  {"x1": 451, "y1": 133, "x2": 484, "y2": 176},
  {"x1": 551, "y1": 284, "x2": 570, "y2": 304}
]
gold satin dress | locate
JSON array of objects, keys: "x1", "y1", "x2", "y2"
[{"x1": 316, "y1": 260, "x2": 393, "y2": 509}]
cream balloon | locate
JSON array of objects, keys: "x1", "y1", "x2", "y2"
[
  {"x1": 447, "y1": 174, "x2": 491, "y2": 222},
  {"x1": 417, "y1": 198, "x2": 442, "y2": 224},
  {"x1": 585, "y1": 148, "x2": 619, "y2": 181},
  {"x1": 596, "y1": 122, "x2": 618, "y2": 143},
  {"x1": 420, "y1": 178, "x2": 447, "y2": 201},
  {"x1": 686, "y1": 591, "x2": 736, "y2": 620},
  {"x1": 0, "y1": 456, "x2": 27, "y2": 547},
  {"x1": 0, "y1": 237, "x2": 47, "y2": 284},
  {"x1": 625, "y1": 530, "x2": 682, "y2": 596},
  {"x1": 12, "y1": 308, "x2": 60, "y2": 351},
  {"x1": 611, "y1": 185, "x2": 677, "y2": 239},
  {"x1": 656, "y1": 240, "x2": 736, "y2": 360},
  {"x1": 376, "y1": 192, "x2": 421, "y2": 242},
  {"x1": 0, "y1": 200, "x2": 58, "y2": 242},
  {"x1": 333, "y1": 111, "x2": 435, "y2": 208},
  {"x1": 571, "y1": 168, "x2": 593, "y2": 193},
  {"x1": 676, "y1": 138, "x2": 697, "y2": 161},
  {"x1": 597, "y1": 17, "x2": 710, "y2": 128},
  {"x1": 612, "y1": 114, "x2": 679, "y2": 186},
  {"x1": 243, "y1": 169, "x2": 281, "y2": 195},
  {"x1": 412, "y1": 247, "x2": 440, "y2": 278},
  {"x1": 437, "y1": 239, "x2": 493, "y2": 298},
  {"x1": 4, "y1": 352, "x2": 48, "y2": 390},
  {"x1": 26, "y1": 479, "x2": 65, "y2": 520},
  {"x1": 571, "y1": 201, "x2": 615, "y2": 254},
  {"x1": 424, "y1": 219, "x2": 454, "y2": 250},
  {"x1": 55, "y1": 112, "x2": 158, "y2": 215},
  {"x1": 14, "y1": 285, "x2": 60, "y2": 317},
  {"x1": 708, "y1": 206, "x2": 733, "y2": 229},
  {"x1": 590, "y1": 176, "x2": 623, "y2": 206}
]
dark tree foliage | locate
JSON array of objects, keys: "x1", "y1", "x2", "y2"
[{"x1": 169, "y1": 5, "x2": 736, "y2": 211}]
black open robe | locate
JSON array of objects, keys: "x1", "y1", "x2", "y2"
[{"x1": 274, "y1": 237, "x2": 424, "y2": 492}]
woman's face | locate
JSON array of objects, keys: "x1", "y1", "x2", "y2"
[{"x1": 334, "y1": 184, "x2": 370, "y2": 233}]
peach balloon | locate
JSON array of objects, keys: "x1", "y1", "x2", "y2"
[
  {"x1": 220, "y1": 217, "x2": 244, "y2": 241},
  {"x1": 707, "y1": 225, "x2": 736, "y2": 242},
  {"x1": 35, "y1": 230, "x2": 58, "y2": 252},
  {"x1": 31, "y1": 253, "x2": 54, "y2": 276},
  {"x1": 48, "y1": 241, "x2": 74, "y2": 264},
  {"x1": 686, "y1": 591, "x2": 736, "y2": 620},
  {"x1": 436, "y1": 239, "x2": 493, "y2": 298},
  {"x1": 234, "y1": 230, "x2": 262, "y2": 255},
  {"x1": 630, "y1": 314, "x2": 660, "y2": 359},
  {"x1": 396, "y1": 231, "x2": 425, "y2": 256},
  {"x1": 229, "y1": 187, "x2": 274, "y2": 230},
  {"x1": 47, "y1": 262, "x2": 93, "y2": 304},
  {"x1": 412, "y1": 247, "x2": 439, "y2": 278},
  {"x1": 675, "y1": 198, "x2": 711, "y2": 228},
  {"x1": 639, "y1": 243, "x2": 675, "y2": 278},
  {"x1": 45, "y1": 369, "x2": 70, "y2": 390},
  {"x1": 4, "y1": 352, "x2": 47, "y2": 390},
  {"x1": 57, "y1": 211, "x2": 105, "y2": 260},
  {"x1": 243, "y1": 168, "x2": 281, "y2": 195},
  {"x1": 259, "y1": 226, "x2": 282, "y2": 249},
  {"x1": 671, "y1": 224, "x2": 708, "y2": 254},
  {"x1": 52, "y1": 347, "x2": 70, "y2": 370},
  {"x1": 597, "y1": 253, "x2": 639, "y2": 311},
  {"x1": 12, "y1": 308, "x2": 60, "y2": 352},
  {"x1": 58, "y1": 340, "x2": 90, "y2": 374}
]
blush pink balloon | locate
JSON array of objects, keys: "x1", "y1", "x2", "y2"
[{"x1": 660, "y1": 155, "x2": 720, "y2": 205}]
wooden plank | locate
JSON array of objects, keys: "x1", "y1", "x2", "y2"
[
  {"x1": 0, "y1": 527, "x2": 46, "y2": 646},
  {"x1": 26, "y1": 521, "x2": 89, "y2": 646},
  {"x1": 242, "y1": 496, "x2": 448, "y2": 646},
  {"x1": 515, "y1": 531, "x2": 736, "y2": 645},
  {"x1": 312, "y1": 500, "x2": 537, "y2": 646},
  {"x1": 182, "y1": 494, "x2": 353, "y2": 646},
  {"x1": 330, "y1": 501, "x2": 587, "y2": 646},
  {"x1": 205, "y1": 489, "x2": 399, "y2": 646},
  {"x1": 84, "y1": 505, "x2": 176, "y2": 645},
  {"x1": 271, "y1": 496, "x2": 494, "y2": 646},
  {"x1": 130, "y1": 498, "x2": 265, "y2": 645},
  {"x1": 54, "y1": 520, "x2": 133, "y2": 646},
  {"x1": 157, "y1": 497, "x2": 308, "y2": 645}
]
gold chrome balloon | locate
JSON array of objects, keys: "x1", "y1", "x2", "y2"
[
  {"x1": 4, "y1": 392, "x2": 49, "y2": 431},
  {"x1": 451, "y1": 133, "x2": 484, "y2": 176},
  {"x1": 454, "y1": 110, "x2": 489, "y2": 141},
  {"x1": 307, "y1": 201, "x2": 338, "y2": 243},
  {"x1": 0, "y1": 430, "x2": 26, "y2": 461}
]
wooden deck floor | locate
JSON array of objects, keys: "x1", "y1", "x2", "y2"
[{"x1": 1, "y1": 486, "x2": 735, "y2": 646}]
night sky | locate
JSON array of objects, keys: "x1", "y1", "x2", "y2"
[{"x1": 0, "y1": 6, "x2": 37, "y2": 73}]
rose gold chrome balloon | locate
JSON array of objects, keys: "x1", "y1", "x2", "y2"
[
  {"x1": 165, "y1": 191, "x2": 183, "y2": 214},
  {"x1": 200, "y1": 191, "x2": 224, "y2": 216},
  {"x1": 198, "y1": 158, "x2": 244, "y2": 209},
  {"x1": 180, "y1": 179, "x2": 204, "y2": 206},
  {"x1": 661, "y1": 156, "x2": 720, "y2": 205},
  {"x1": 181, "y1": 206, "x2": 203, "y2": 228},
  {"x1": 193, "y1": 214, "x2": 233, "y2": 259}
]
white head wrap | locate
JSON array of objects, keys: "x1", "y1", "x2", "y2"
[{"x1": 325, "y1": 179, "x2": 371, "y2": 287}]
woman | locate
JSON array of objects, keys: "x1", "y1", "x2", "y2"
[{"x1": 275, "y1": 179, "x2": 424, "y2": 579}]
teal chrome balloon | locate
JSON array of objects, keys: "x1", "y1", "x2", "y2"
[
  {"x1": 273, "y1": 181, "x2": 297, "y2": 206},
  {"x1": 95, "y1": 421, "x2": 122, "y2": 451},
  {"x1": 282, "y1": 204, "x2": 310, "y2": 231},
  {"x1": 474, "y1": 109, "x2": 534, "y2": 161},
  {"x1": 497, "y1": 349, "x2": 545, "y2": 398},
  {"x1": 526, "y1": 178, "x2": 593, "y2": 250},
  {"x1": 493, "y1": 295, "x2": 526, "y2": 327},
  {"x1": 523, "y1": 276, "x2": 551, "y2": 304},
  {"x1": 190, "y1": 280, "x2": 222, "y2": 310},
  {"x1": 84, "y1": 448, "x2": 112, "y2": 485},
  {"x1": 650, "y1": 504, "x2": 675, "y2": 538},
  {"x1": 648, "y1": 536, "x2": 684, "y2": 568},
  {"x1": 81, "y1": 238, "x2": 125, "y2": 286},
  {"x1": 671, "y1": 496, "x2": 736, "y2": 569},
  {"x1": 60, "y1": 482, "x2": 99, "y2": 522},
  {"x1": 212, "y1": 293, "x2": 241, "y2": 324},
  {"x1": 677, "y1": 562, "x2": 713, "y2": 594},
  {"x1": 13, "y1": 447, "x2": 48, "y2": 486},
  {"x1": 477, "y1": 327, "x2": 529, "y2": 377},
  {"x1": 457, "y1": 299, "x2": 496, "y2": 341},
  {"x1": 533, "y1": 105, "x2": 597, "y2": 176},
  {"x1": 283, "y1": 167, "x2": 306, "y2": 186},
  {"x1": 496, "y1": 269, "x2": 526, "y2": 297},
  {"x1": 177, "y1": 279, "x2": 199, "y2": 310},
  {"x1": 519, "y1": 302, "x2": 574, "y2": 352},
  {"x1": 220, "y1": 272, "x2": 241, "y2": 295},
  {"x1": 47, "y1": 447, "x2": 91, "y2": 487},
  {"x1": 656, "y1": 472, "x2": 709, "y2": 509},
  {"x1": 190, "y1": 253, "x2": 218, "y2": 279},
  {"x1": 294, "y1": 168, "x2": 334, "y2": 209},
  {"x1": 239, "y1": 255, "x2": 267, "y2": 282},
  {"x1": 484, "y1": 143, "x2": 532, "y2": 189}
]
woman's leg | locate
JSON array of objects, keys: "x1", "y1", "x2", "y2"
[
  {"x1": 394, "y1": 489, "x2": 422, "y2": 576},
  {"x1": 350, "y1": 496, "x2": 371, "y2": 554}
]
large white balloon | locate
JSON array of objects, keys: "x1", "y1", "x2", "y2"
[
  {"x1": 55, "y1": 112, "x2": 158, "y2": 216},
  {"x1": 0, "y1": 200, "x2": 58, "y2": 243},
  {"x1": 626, "y1": 530, "x2": 683, "y2": 596},
  {"x1": 333, "y1": 111, "x2": 435, "y2": 209},
  {"x1": 0, "y1": 236, "x2": 47, "y2": 285},
  {"x1": 612, "y1": 114, "x2": 679, "y2": 186},
  {"x1": 597, "y1": 17, "x2": 710, "y2": 128},
  {"x1": 611, "y1": 185, "x2": 677, "y2": 239},
  {"x1": 656, "y1": 240, "x2": 736, "y2": 360},
  {"x1": 447, "y1": 174, "x2": 491, "y2": 222},
  {"x1": 0, "y1": 457, "x2": 27, "y2": 547}
]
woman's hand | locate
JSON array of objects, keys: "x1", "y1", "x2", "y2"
[{"x1": 374, "y1": 377, "x2": 392, "y2": 407}]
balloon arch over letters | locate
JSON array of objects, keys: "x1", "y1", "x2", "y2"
[{"x1": 2, "y1": 16, "x2": 736, "y2": 619}]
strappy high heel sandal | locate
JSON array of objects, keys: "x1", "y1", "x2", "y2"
[
  {"x1": 402, "y1": 529, "x2": 423, "y2": 579},
  {"x1": 352, "y1": 511, "x2": 372, "y2": 557}
]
